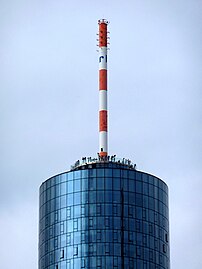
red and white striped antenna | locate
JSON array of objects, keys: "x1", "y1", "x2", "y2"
[{"x1": 98, "y1": 19, "x2": 109, "y2": 158}]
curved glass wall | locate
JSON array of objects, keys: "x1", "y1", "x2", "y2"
[{"x1": 39, "y1": 162, "x2": 170, "y2": 269}]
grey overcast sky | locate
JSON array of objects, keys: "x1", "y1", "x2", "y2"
[{"x1": 1, "y1": 0, "x2": 201, "y2": 268}]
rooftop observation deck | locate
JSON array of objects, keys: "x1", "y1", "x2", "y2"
[{"x1": 70, "y1": 155, "x2": 137, "y2": 171}]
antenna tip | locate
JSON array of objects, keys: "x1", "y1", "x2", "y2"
[{"x1": 98, "y1": 19, "x2": 109, "y2": 25}]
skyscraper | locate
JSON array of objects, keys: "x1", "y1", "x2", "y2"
[{"x1": 38, "y1": 19, "x2": 170, "y2": 269}]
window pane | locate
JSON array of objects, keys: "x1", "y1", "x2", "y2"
[
  {"x1": 67, "y1": 194, "x2": 73, "y2": 206},
  {"x1": 105, "y1": 177, "x2": 112, "y2": 190},
  {"x1": 74, "y1": 192, "x2": 81, "y2": 205},
  {"x1": 74, "y1": 205, "x2": 81, "y2": 218},
  {"x1": 129, "y1": 180, "x2": 135, "y2": 192},
  {"x1": 67, "y1": 181, "x2": 73, "y2": 193},
  {"x1": 105, "y1": 169, "x2": 112, "y2": 177},
  {"x1": 74, "y1": 180, "x2": 80, "y2": 192},
  {"x1": 113, "y1": 169, "x2": 120, "y2": 177},
  {"x1": 97, "y1": 178, "x2": 104, "y2": 190},
  {"x1": 113, "y1": 178, "x2": 120, "y2": 190},
  {"x1": 97, "y1": 169, "x2": 104, "y2": 177},
  {"x1": 97, "y1": 191, "x2": 104, "y2": 203},
  {"x1": 105, "y1": 191, "x2": 112, "y2": 202},
  {"x1": 74, "y1": 170, "x2": 81, "y2": 179}
]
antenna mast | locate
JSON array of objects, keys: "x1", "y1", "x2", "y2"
[{"x1": 98, "y1": 19, "x2": 109, "y2": 157}]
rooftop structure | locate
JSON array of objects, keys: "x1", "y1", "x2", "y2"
[{"x1": 38, "y1": 19, "x2": 170, "y2": 269}]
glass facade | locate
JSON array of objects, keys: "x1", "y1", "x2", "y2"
[{"x1": 39, "y1": 162, "x2": 170, "y2": 269}]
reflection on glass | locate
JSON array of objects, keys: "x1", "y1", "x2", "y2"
[{"x1": 39, "y1": 163, "x2": 170, "y2": 269}]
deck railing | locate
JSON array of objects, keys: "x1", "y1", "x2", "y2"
[{"x1": 70, "y1": 155, "x2": 136, "y2": 171}]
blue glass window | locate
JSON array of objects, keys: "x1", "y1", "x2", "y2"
[
  {"x1": 74, "y1": 192, "x2": 81, "y2": 205},
  {"x1": 149, "y1": 184, "x2": 154, "y2": 196},
  {"x1": 75, "y1": 258, "x2": 81, "y2": 268},
  {"x1": 149, "y1": 197, "x2": 155, "y2": 210},
  {"x1": 123, "y1": 178, "x2": 128, "y2": 191},
  {"x1": 74, "y1": 205, "x2": 81, "y2": 218},
  {"x1": 97, "y1": 191, "x2": 104, "y2": 203},
  {"x1": 74, "y1": 170, "x2": 81, "y2": 179},
  {"x1": 61, "y1": 208, "x2": 66, "y2": 220},
  {"x1": 67, "y1": 172, "x2": 73, "y2": 181},
  {"x1": 81, "y1": 191, "x2": 88, "y2": 204},
  {"x1": 82, "y1": 178, "x2": 88, "y2": 191},
  {"x1": 136, "y1": 194, "x2": 143, "y2": 206},
  {"x1": 55, "y1": 184, "x2": 60, "y2": 197},
  {"x1": 67, "y1": 181, "x2": 73, "y2": 193},
  {"x1": 39, "y1": 165, "x2": 170, "y2": 269},
  {"x1": 113, "y1": 191, "x2": 121, "y2": 203},
  {"x1": 97, "y1": 177, "x2": 104, "y2": 190},
  {"x1": 89, "y1": 191, "x2": 96, "y2": 203},
  {"x1": 113, "y1": 178, "x2": 120, "y2": 190},
  {"x1": 74, "y1": 180, "x2": 80, "y2": 192},
  {"x1": 73, "y1": 219, "x2": 78, "y2": 231},
  {"x1": 129, "y1": 179, "x2": 135, "y2": 192},
  {"x1": 113, "y1": 169, "x2": 120, "y2": 177},
  {"x1": 136, "y1": 173, "x2": 142, "y2": 181},
  {"x1": 89, "y1": 178, "x2": 96, "y2": 190},
  {"x1": 51, "y1": 187, "x2": 55, "y2": 199},
  {"x1": 113, "y1": 217, "x2": 121, "y2": 229},
  {"x1": 105, "y1": 204, "x2": 112, "y2": 215},
  {"x1": 136, "y1": 181, "x2": 142, "y2": 193},
  {"x1": 67, "y1": 207, "x2": 71, "y2": 219},
  {"x1": 89, "y1": 169, "x2": 96, "y2": 178},
  {"x1": 105, "y1": 169, "x2": 112, "y2": 177},
  {"x1": 97, "y1": 169, "x2": 105, "y2": 177},
  {"x1": 143, "y1": 183, "x2": 149, "y2": 195},
  {"x1": 105, "y1": 177, "x2": 112, "y2": 190},
  {"x1": 129, "y1": 192, "x2": 135, "y2": 204},
  {"x1": 105, "y1": 191, "x2": 112, "y2": 203},
  {"x1": 55, "y1": 176, "x2": 60, "y2": 184},
  {"x1": 60, "y1": 195, "x2": 66, "y2": 208},
  {"x1": 148, "y1": 176, "x2": 154, "y2": 185},
  {"x1": 81, "y1": 169, "x2": 88, "y2": 178},
  {"x1": 67, "y1": 194, "x2": 73, "y2": 206}
]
